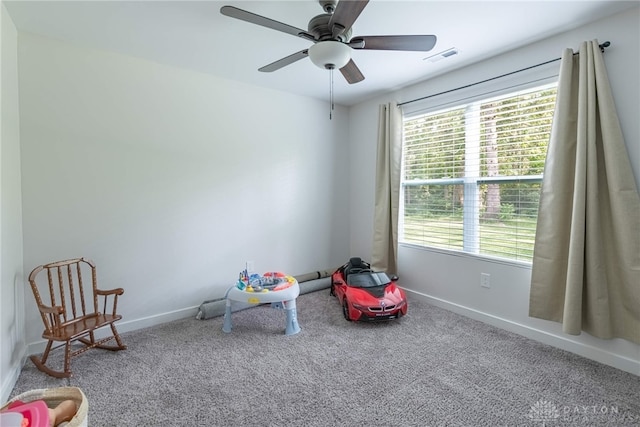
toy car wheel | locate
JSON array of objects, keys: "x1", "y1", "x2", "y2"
[{"x1": 342, "y1": 299, "x2": 351, "y2": 321}]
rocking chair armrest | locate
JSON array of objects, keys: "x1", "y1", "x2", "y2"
[
  {"x1": 96, "y1": 288, "x2": 124, "y2": 316},
  {"x1": 96, "y1": 287, "x2": 125, "y2": 296},
  {"x1": 39, "y1": 304, "x2": 64, "y2": 315}
]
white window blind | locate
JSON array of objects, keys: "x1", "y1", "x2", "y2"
[{"x1": 401, "y1": 83, "x2": 557, "y2": 262}]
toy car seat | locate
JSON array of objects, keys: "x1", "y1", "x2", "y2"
[{"x1": 346, "y1": 257, "x2": 371, "y2": 277}]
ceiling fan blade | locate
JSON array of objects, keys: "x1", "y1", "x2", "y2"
[
  {"x1": 220, "y1": 6, "x2": 315, "y2": 42},
  {"x1": 259, "y1": 49, "x2": 309, "y2": 73},
  {"x1": 349, "y1": 35, "x2": 437, "y2": 51},
  {"x1": 329, "y1": 0, "x2": 369, "y2": 38},
  {"x1": 340, "y1": 59, "x2": 365, "y2": 84}
]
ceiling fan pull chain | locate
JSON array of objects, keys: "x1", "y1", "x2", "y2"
[{"x1": 329, "y1": 67, "x2": 334, "y2": 120}]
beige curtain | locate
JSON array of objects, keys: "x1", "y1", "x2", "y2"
[
  {"x1": 371, "y1": 102, "x2": 402, "y2": 274},
  {"x1": 529, "y1": 40, "x2": 640, "y2": 344}
]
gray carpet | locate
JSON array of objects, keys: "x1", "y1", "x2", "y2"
[{"x1": 9, "y1": 290, "x2": 640, "y2": 426}]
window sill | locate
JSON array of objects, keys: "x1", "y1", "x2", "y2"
[{"x1": 399, "y1": 242, "x2": 533, "y2": 269}]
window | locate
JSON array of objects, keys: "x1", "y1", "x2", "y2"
[{"x1": 401, "y1": 83, "x2": 556, "y2": 262}]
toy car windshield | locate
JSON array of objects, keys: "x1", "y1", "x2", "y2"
[{"x1": 347, "y1": 271, "x2": 392, "y2": 288}]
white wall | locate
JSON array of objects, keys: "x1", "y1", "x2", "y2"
[
  {"x1": 1, "y1": 3, "x2": 25, "y2": 403},
  {"x1": 349, "y1": 8, "x2": 640, "y2": 374},
  {"x1": 17, "y1": 33, "x2": 350, "y2": 353}
]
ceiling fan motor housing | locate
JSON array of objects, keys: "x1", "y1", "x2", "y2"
[{"x1": 308, "y1": 14, "x2": 352, "y2": 42}]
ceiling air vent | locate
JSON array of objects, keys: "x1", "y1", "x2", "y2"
[{"x1": 424, "y1": 48, "x2": 459, "y2": 63}]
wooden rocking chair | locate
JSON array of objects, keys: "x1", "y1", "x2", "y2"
[{"x1": 28, "y1": 258, "x2": 127, "y2": 378}]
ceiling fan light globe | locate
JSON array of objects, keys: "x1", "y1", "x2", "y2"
[{"x1": 308, "y1": 41, "x2": 351, "y2": 70}]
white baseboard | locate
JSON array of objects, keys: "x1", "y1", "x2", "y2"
[
  {"x1": 1, "y1": 348, "x2": 27, "y2": 404},
  {"x1": 405, "y1": 289, "x2": 640, "y2": 376},
  {"x1": 116, "y1": 305, "x2": 199, "y2": 334},
  {"x1": 26, "y1": 305, "x2": 199, "y2": 356}
]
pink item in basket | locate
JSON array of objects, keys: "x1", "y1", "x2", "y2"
[{"x1": 5, "y1": 399, "x2": 49, "y2": 426}]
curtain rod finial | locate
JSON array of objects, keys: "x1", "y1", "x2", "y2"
[{"x1": 600, "y1": 41, "x2": 611, "y2": 52}]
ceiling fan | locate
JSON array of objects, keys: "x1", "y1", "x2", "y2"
[{"x1": 220, "y1": 0, "x2": 437, "y2": 84}]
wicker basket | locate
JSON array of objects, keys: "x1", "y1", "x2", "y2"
[{"x1": 1, "y1": 387, "x2": 88, "y2": 427}]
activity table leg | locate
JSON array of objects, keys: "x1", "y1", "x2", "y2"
[
  {"x1": 284, "y1": 299, "x2": 301, "y2": 335},
  {"x1": 222, "y1": 299, "x2": 233, "y2": 333}
]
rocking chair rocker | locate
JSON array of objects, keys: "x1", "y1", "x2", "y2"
[{"x1": 28, "y1": 258, "x2": 127, "y2": 378}]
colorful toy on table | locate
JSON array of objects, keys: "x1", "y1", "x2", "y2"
[
  {"x1": 0, "y1": 399, "x2": 77, "y2": 427},
  {"x1": 236, "y1": 270, "x2": 295, "y2": 293}
]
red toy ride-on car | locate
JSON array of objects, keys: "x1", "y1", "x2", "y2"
[{"x1": 330, "y1": 257, "x2": 408, "y2": 322}]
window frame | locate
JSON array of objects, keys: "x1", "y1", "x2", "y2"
[{"x1": 399, "y1": 81, "x2": 558, "y2": 265}]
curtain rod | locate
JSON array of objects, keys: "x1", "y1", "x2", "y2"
[{"x1": 398, "y1": 41, "x2": 611, "y2": 107}]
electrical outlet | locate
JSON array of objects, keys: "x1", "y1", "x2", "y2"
[{"x1": 480, "y1": 273, "x2": 491, "y2": 288}]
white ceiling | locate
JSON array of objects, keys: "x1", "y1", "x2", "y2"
[{"x1": 4, "y1": 0, "x2": 637, "y2": 106}]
